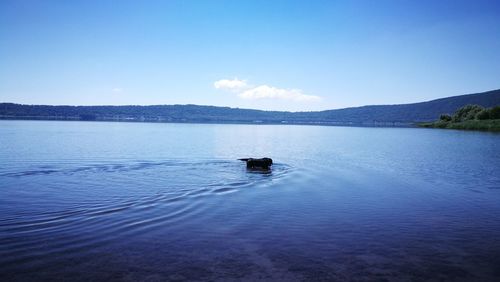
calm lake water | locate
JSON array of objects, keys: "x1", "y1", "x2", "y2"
[{"x1": 1, "y1": 120, "x2": 499, "y2": 281}]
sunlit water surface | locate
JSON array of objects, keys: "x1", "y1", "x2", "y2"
[{"x1": 1, "y1": 120, "x2": 499, "y2": 281}]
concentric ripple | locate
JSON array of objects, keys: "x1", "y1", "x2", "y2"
[{"x1": 0, "y1": 159, "x2": 292, "y2": 272}]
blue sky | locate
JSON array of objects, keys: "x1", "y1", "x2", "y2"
[{"x1": 1, "y1": 0, "x2": 499, "y2": 111}]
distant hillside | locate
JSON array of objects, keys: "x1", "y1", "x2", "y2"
[
  {"x1": 1, "y1": 89, "x2": 499, "y2": 125},
  {"x1": 307, "y1": 89, "x2": 500, "y2": 123}
]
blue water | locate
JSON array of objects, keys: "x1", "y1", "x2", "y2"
[{"x1": 1, "y1": 120, "x2": 499, "y2": 281}]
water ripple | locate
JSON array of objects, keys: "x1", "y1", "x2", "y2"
[{"x1": 0, "y1": 159, "x2": 292, "y2": 271}]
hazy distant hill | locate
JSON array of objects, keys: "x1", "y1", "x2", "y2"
[
  {"x1": 307, "y1": 89, "x2": 500, "y2": 123},
  {"x1": 1, "y1": 89, "x2": 499, "y2": 125}
]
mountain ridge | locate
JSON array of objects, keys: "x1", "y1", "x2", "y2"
[{"x1": 1, "y1": 89, "x2": 499, "y2": 125}]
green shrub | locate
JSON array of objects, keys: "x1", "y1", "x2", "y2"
[
  {"x1": 476, "y1": 109, "x2": 490, "y2": 120},
  {"x1": 490, "y1": 106, "x2": 500, "y2": 119},
  {"x1": 452, "y1": 105, "x2": 484, "y2": 122},
  {"x1": 439, "y1": 114, "x2": 452, "y2": 121},
  {"x1": 465, "y1": 106, "x2": 483, "y2": 120}
]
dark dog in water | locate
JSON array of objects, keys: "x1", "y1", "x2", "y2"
[{"x1": 238, "y1": 158, "x2": 273, "y2": 170}]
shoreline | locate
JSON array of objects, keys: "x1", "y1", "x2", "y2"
[
  {"x1": 418, "y1": 119, "x2": 500, "y2": 132},
  {"x1": 0, "y1": 116, "x2": 414, "y2": 128}
]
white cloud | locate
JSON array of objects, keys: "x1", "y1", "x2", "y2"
[
  {"x1": 112, "y1": 88, "x2": 123, "y2": 93},
  {"x1": 213, "y1": 78, "x2": 248, "y2": 90},
  {"x1": 214, "y1": 78, "x2": 321, "y2": 104},
  {"x1": 238, "y1": 85, "x2": 321, "y2": 102}
]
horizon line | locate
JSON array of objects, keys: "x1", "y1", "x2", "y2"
[{"x1": 1, "y1": 88, "x2": 499, "y2": 113}]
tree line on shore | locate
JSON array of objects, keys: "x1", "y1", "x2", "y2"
[
  {"x1": 419, "y1": 104, "x2": 500, "y2": 131},
  {"x1": 438, "y1": 105, "x2": 500, "y2": 123}
]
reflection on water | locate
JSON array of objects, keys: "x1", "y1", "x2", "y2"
[{"x1": 0, "y1": 120, "x2": 499, "y2": 281}]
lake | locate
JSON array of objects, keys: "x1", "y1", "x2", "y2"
[{"x1": 1, "y1": 120, "x2": 499, "y2": 281}]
